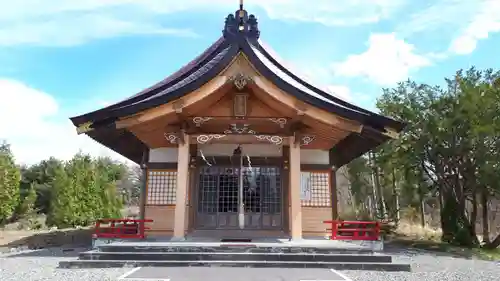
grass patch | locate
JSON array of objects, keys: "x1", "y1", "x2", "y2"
[
  {"x1": 386, "y1": 235, "x2": 500, "y2": 261},
  {"x1": 382, "y1": 221, "x2": 500, "y2": 261}
]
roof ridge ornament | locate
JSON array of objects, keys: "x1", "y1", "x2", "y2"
[{"x1": 222, "y1": 0, "x2": 260, "y2": 40}]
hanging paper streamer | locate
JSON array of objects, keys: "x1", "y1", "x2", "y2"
[{"x1": 300, "y1": 172, "x2": 312, "y2": 200}]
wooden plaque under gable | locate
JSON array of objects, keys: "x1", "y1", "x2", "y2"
[{"x1": 233, "y1": 93, "x2": 248, "y2": 117}]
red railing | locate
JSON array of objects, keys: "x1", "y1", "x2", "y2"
[
  {"x1": 323, "y1": 220, "x2": 380, "y2": 241},
  {"x1": 93, "y1": 219, "x2": 153, "y2": 239}
]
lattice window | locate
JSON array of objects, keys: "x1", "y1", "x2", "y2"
[
  {"x1": 146, "y1": 170, "x2": 177, "y2": 205},
  {"x1": 301, "y1": 171, "x2": 331, "y2": 207}
]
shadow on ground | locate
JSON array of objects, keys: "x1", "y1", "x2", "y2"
[
  {"x1": 0, "y1": 228, "x2": 93, "y2": 256},
  {"x1": 4, "y1": 247, "x2": 89, "y2": 258}
]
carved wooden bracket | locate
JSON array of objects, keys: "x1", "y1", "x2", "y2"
[
  {"x1": 76, "y1": 121, "x2": 93, "y2": 134},
  {"x1": 172, "y1": 99, "x2": 184, "y2": 113},
  {"x1": 382, "y1": 127, "x2": 399, "y2": 139}
]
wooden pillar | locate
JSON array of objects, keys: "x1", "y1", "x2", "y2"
[
  {"x1": 139, "y1": 147, "x2": 149, "y2": 221},
  {"x1": 330, "y1": 167, "x2": 338, "y2": 220},
  {"x1": 173, "y1": 132, "x2": 190, "y2": 240},
  {"x1": 282, "y1": 146, "x2": 290, "y2": 235},
  {"x1": 289, "y1": 135, "x2": 302, "y2": 240},
  {"x1": 328, "y1": 150, "x2": 339, "y2": 220},
  {"x1": 187, "y1": 144, "x2": 198, "y2": 232}
]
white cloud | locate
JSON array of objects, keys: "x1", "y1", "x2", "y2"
[
  {"x1": 0, "y1": 0, "x2": 405, "y2": 47},
  {"x1": 0, "y1": 14, "x2": 197, "y2": 47},
  {"x1": 258, "y1": 39, "x2": 354, "y2": 102},
  {"x1": 325, "y1": 85, "x2": 355, "y2": 102},
  {"x1": 0, "y1": 79, "x2": 132, "y2": 165},
  {"x1": 448, "y1": 0, "x2": 500, "y2": 55},
  {"x1": 254, "y1": 0, "x2": 405, "y2": 26},
  {"x1": 401, "y1": 0, "x2": 500, "y2": 55},
  {"x1": 333, "y1": 33, "x2": 431, "y2": 86},
  {"x1": 326, "y1": 85, "x2": 372, "y2": 104}
]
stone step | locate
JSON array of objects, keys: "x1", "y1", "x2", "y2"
[
  {"x1": 59, "y1": 259, "x2": 411, "y2": 271},
  {"x1": 79, "y1": 251, "x2": 392, "y2": 263},
  {"x1": 97, "y1": 245, "x2": 374, "y2": 254}
]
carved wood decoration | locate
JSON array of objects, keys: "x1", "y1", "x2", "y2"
[
  {"x1": 229, "y1": 73, "x2": 253, "y2": 90},
  {"x1": 224, "y1": 124, "x2": 255, "y2": 134},
  {"x1": 292, "y1": 133, "x2": 316, "y2": 146},
  {"x1": 254, "y1": 135, "x2": 283, "y2": 145},
  {"x1": 196, "y1": 134, "x2": 226, "y2": 144},
  {"x1": 192, "y1": 117, "x2": 213, "y2": 127},
  {"x1": 164, "y1": 132, "x2": 185, "y2": 145},
  {"x1": 221, "y1": 124, "x2": 284, "y2": 145},
  {"x1": 301, "y1": 135, "x2": 316, "y2": 146},
  {"x1": 269, "y1": 117, "x2": 287, "y2": 128},
  {"x1": 164, "y1": 133, "x2": 179, "y2": 144}
]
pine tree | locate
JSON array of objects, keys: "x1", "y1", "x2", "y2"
[
  {"x1": 47, "y1": 162, "x2": 72, "y2": 228},
  {"x1": 0, "y1": 142, "x2": 21, "y2": 225}
]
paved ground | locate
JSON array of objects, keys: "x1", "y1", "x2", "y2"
[
  {"x1": 0, "y1": 247, "x2": 499, "y2": 281},
  {"x1": 119, "y1": 267, "x2": 351, "y2": 281}
]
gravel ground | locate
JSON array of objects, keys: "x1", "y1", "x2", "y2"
[
  {"x1": 344, "y1": 249, "x2": 500, "y2": 281},
  {"x1": 0, "y1": 247, "x2": 499, "y2": 281},
  {"x1": 0, "y1": 248, "x2": 130, "y2": 281}
]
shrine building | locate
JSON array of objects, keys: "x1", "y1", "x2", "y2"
[{"x1": 70, "y1": 4, "x2": 404, "y2": 241}]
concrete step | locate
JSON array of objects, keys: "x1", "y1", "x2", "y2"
[
  {"x1": 59, "y1": 259, "x2": 411, "y2": 271},
  {"x1": 79, "y1": 251, "x2": 392, "y2": 263},
  {"x1": 97, "y1": 245, "x2": 375, "y2": 254}
]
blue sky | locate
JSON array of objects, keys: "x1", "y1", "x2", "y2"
[{"x1": 0, "y1": 0, "x2": 499, "y2": 165}]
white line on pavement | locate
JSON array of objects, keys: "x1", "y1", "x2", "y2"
[
  {"x1": 121, "y1": 277, "x2": 170, "y2": 281},
  {"x1": 300, "y1": 279, "x2": 343, "y2": 281},
  {"x1": 117, "y1": 267, "x2": 170, "y2": 281},
  {"x1": 330, "y1": 269, "x2": 353, "y2": 281},
  {"x1": 117, "y1": 267, "x2": 142, "y2": 280}
]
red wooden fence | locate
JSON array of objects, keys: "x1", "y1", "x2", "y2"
[
  {"x1": 93, "y1": 219, "x2": 153, "y2": 239},
  {"x1": 323, "y1": 220, "x2": 380, "y2": 241}
]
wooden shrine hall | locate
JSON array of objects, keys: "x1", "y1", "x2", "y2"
[{"x1": 70, "y1": 4, "x2": 404, "y2": 241}]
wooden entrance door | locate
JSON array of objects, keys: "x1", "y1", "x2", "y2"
[{"x1": 195, "y1": 165, "x2": 282, "y2": 230}]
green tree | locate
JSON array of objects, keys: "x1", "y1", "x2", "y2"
[
  {"x1": 47, "y1": 161, "x2": 73, "y2": 228},
  {"x1": 47, "y1": 154, "x2": 124, "y2": 228},
  {"x1": 0, "y1": 142, "x2": 21, "y2": 225},
  {"x1": 15, "y1": 183, "x2": 38, "y2": 219},
  {"x1": 375, "y1": 67, "x2": 500, "y2": 248},
  {"x1": 19, "y1": 157, "x2": 63, "y2": 214}
]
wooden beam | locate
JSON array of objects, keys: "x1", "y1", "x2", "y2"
[
  {"x1": 383, "y1": 127, "x2": 400, "y2": 139},
  {"x1": 115, "y1": 76, "x2": 228, "y2": 129},
  {"x1": 293, "y1": 132, "x2": 301, "y2": 146},
  {"x1": 76, "y1": 121, "x2": 94, "y2": 135},
  {"x1": 147, "y1": 162, "x2": 177, "y2": 169},
  {"x1": 252, "y1": 76, "x2": 364, "y2": 134},
  {"x1": 177, "y1": 130, "x2": 185, "y2": 145}
]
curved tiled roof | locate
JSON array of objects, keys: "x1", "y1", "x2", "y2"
[{"x1": 70, "y1": 7, "x2": 405, "y2": 165}]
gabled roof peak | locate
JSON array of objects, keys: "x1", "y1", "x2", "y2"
[{"x1": 222, "y1": 2, "x2": 260, "y2": 41}]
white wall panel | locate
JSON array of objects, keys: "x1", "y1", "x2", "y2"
[{"x1": 149, "y1": 148, "x2": 178, "y2": 163}]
